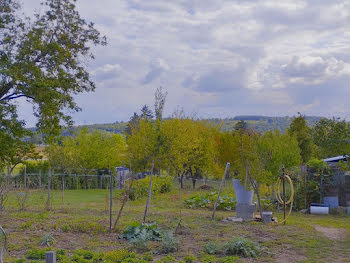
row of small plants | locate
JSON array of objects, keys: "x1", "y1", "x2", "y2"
[
  {"x1": 13, "y1": 238, "x2": 260, "y2": 262},
  {"x1": 184, "y1": 192, "x2": 236, "y2": 211},
  {"x1": 128, "y1": 176, "x2": 173, "y2": 200},
  {"x1": 13, "y1": 248, "x2": 151, "y2": 263},
  {"x1": 13, "y1": 248, "x2": 242, "y2": 263},
  {"x1": 119, "y1": 222, "x2": 262, "y2": 259}
]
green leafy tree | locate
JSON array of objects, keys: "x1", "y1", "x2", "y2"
[
  {"x1": 233, "y1": 130, "x2": 301, "y2": 217},
  {"x1": 48, "y1": 129, "x2": 126, "y2": 174},
  {"x1": 127, "y1": 119, "x2": 157, "y2": 173},
  {"x1": 235, "y1": 120, "x2": 248, "y2": 131},
  {"x1": 0, "y1": 0, "x2": 106, "y2": 143},
  {"x1": 288, "y1": 113, "x2": 313, "y2": 163},
  {"x1": 160, "y1": 118, "x2": 216, "y2": 188},
  {"x1": 312, "y1": 118, "x2": 350, "y2": 158}
]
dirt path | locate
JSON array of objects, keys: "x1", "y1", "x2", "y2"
[
  {"x1": 314, "y1": 225, "x2": 350, "y2": 263},
  {"x1": 313, "y1": 225, "x2": 347, "y2": 241}
]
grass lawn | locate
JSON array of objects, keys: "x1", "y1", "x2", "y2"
[{"x1": 1, "y1": 185, "x2": 349, "y2": 263}]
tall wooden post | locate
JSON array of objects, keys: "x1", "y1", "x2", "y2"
[
  {"x1": 24, "y1": 165, "x2": 27, "y2": 189},
  {"x1": 46, "y1": 168, "x2": 51, "y2": 211},
  {"x1": 109, "y1": 167, "x2": 113, "y2": 233},
  {"x1": 39, "y1": 170, "x2": 42, "y2": 188},
  {"x1": 282, "y1": 167, "x2": 286, "y2": 225},
  {"x1": 212, "y1": 162, "x2": 230, "y2": 220},
  {"x1": 143, "y1": 161, "x2": 155, "y2": 223},
  {"x1": 61, "y1": 175, "x2": 65, "y2": 205}
]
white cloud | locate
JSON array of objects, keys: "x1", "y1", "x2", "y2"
[{"x1": 19, "y1": 0, "x2": 350, "y2": 124}]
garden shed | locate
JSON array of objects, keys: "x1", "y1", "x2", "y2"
[{"x1": 321, "y1": 155, "x2": 350, "y2": 207}]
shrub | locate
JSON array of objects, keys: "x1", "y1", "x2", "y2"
[
  {"x1": 104, "y1": 249, "x2": 137, "y2": 263},
  {"x1": 204, "y1": 241, "x2": 222, "y2": 255},
  {"x1": 156, "y1": 255, "x2": 176, "y2": 263},
  {"x1": 40, "y1": 234, "x2": 55, "y2": 246},
  {"x1": 59, "y1": 219, "x2": 106, "y2": 234},
  {"x1": 159, "y1": 232, "x2": 178, "y2": 254},
  {"x1": 16, "y1": 192, "x2": 29, "y2": 211},
  {"x1": 129, "y1": 176, "x2": 172, "y2": 200},
  {"x1": 25, "y1": 248, "x2": 47, "y2": 260},
  {"x1": 184, "y1": 192, "x2": 236, "y2": 211},
  {"x1": 222, "y1": 237, "x2": 261, "y2": 258},
  {"x1": 119, "y1": 222, "x2": 162, "y2": 242},
  {"x1": 216, "y1": 256, "x2": 240, "y2": 263},
  {"x1": 141, "y1": 252, "x2": 153, "y2": 262},
  {"x1": 183, "y1": 254, "x2": 197, "y2": 263},
  {"x1": 71, "y1": 249, "x2": 104, "y2": 262}
]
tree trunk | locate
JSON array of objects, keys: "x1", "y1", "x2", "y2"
[
  {"x1": 253, "y1": 181, "x2": 263, "y2": 219},
  {"x1": 192, "y1": 178, "x2": 196, "y2": 189},
  {"x1": 180, "y1": 173, "x2": 184, "y2": 189},
  {"x1": 85, "y1": 176, "x2": 88, "y2": 189}
]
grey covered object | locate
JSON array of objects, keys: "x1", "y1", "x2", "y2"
[
  {"x1": 236, "y1": 204, "x2": 256, "y2": 220},
  {"x1": 232, "y1": 179, "x2": 254, "y2": 205}
]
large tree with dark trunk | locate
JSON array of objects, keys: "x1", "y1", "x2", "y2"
[{"x1": 0, "y1": 0, "x2": 106, "y2": 165}]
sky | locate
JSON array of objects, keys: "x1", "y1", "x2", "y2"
[{"x1": 19, "y1": 0, "x2": 350, "y2": 126}]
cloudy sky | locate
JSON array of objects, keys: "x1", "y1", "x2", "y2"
[{"x1": 19, "y1": 0, "x2": 350, "y2": 126}]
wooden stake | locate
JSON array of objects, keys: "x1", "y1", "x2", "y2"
[
  {"x1": 114, "y1": 176, "x2": 135, "y2": 229},
  {"x1": 143, "y1": 160, "x2": 155, "y2": 223},
  {"x1": 282, "y1": 166, "x2": 286, "y2": 225},
  {"x1": 109, "y1": 169, "x2": 113, "y2": 232},
  {"x1": 212, "y1": 162, "x2": 230, "y2": 220},
  {"x1": 61, "y1": 175, "x2": 65, "y2": 205},
  {"x1": 39, "y1": 169, "x2": 42, "y2": 188},
  {"x1": 24, "y1": 165, "x2": 27, "y2": 189},
  {"x1": 46, "y1": 168, "x2": 51, "y2": 211}
]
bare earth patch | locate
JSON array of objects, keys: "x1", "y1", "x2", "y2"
[{"x1": 314, "y1": 225, "x2": 347, "y2": 241}]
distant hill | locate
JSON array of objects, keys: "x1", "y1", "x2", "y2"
[
  {"x1": 208, "y1": 115, "x2": 323, "y2": 133},
  {"x1": 27, "y1": 115, "x2": 324, "y2": 144}
]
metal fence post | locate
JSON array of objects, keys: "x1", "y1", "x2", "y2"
[{"x1": 45, "y1": 251, "x2": 56, "y2": 263}]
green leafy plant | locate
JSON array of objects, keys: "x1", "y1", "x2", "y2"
[
  {"x1": 25, "y1": 248, "x2": 47, "y2": 260},
  {"x1": 204, "y1": 238, "x2": 261, "y2": 258},
  {"x1": 141, "y1": 252, "x2": 154, "y2": 262},
  {"x1": 104, "y1": 249, "x2": 137, "y2": 263},
  {"x1": 40, "y1": 234, "x2": 55, "y2": 246},
  {"x1": 184, "y1": 192, "x2": 236, "y2": 211},
  {"x1": 16, "y1": 192, "x2": 29, "y2": 211},
  {"x1": 183, "y1": 254, "x2": 197, "y2": 263},
  {"x1": 159, "y1": 231, "x2": 178, "y2": 254},
  {"x1": 204, "y1": 241, "x2": 222, "y2": 255},
  {"x1": 156, "y1": 254, "x2": 176, "y2": 263},
  {"x1": 129, "y1": 176, "x2": 172, "y2": 200},
  {"x1": 120, "y1": 222, "x2": 162, "y2": 242},
  {"x1": 222, "y1": 237, "x2": 261, "y2": 258}
]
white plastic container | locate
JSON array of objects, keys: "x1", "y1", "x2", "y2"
[{"x1": 310, "y1": 206, "x2": 329, "y2": 215}]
